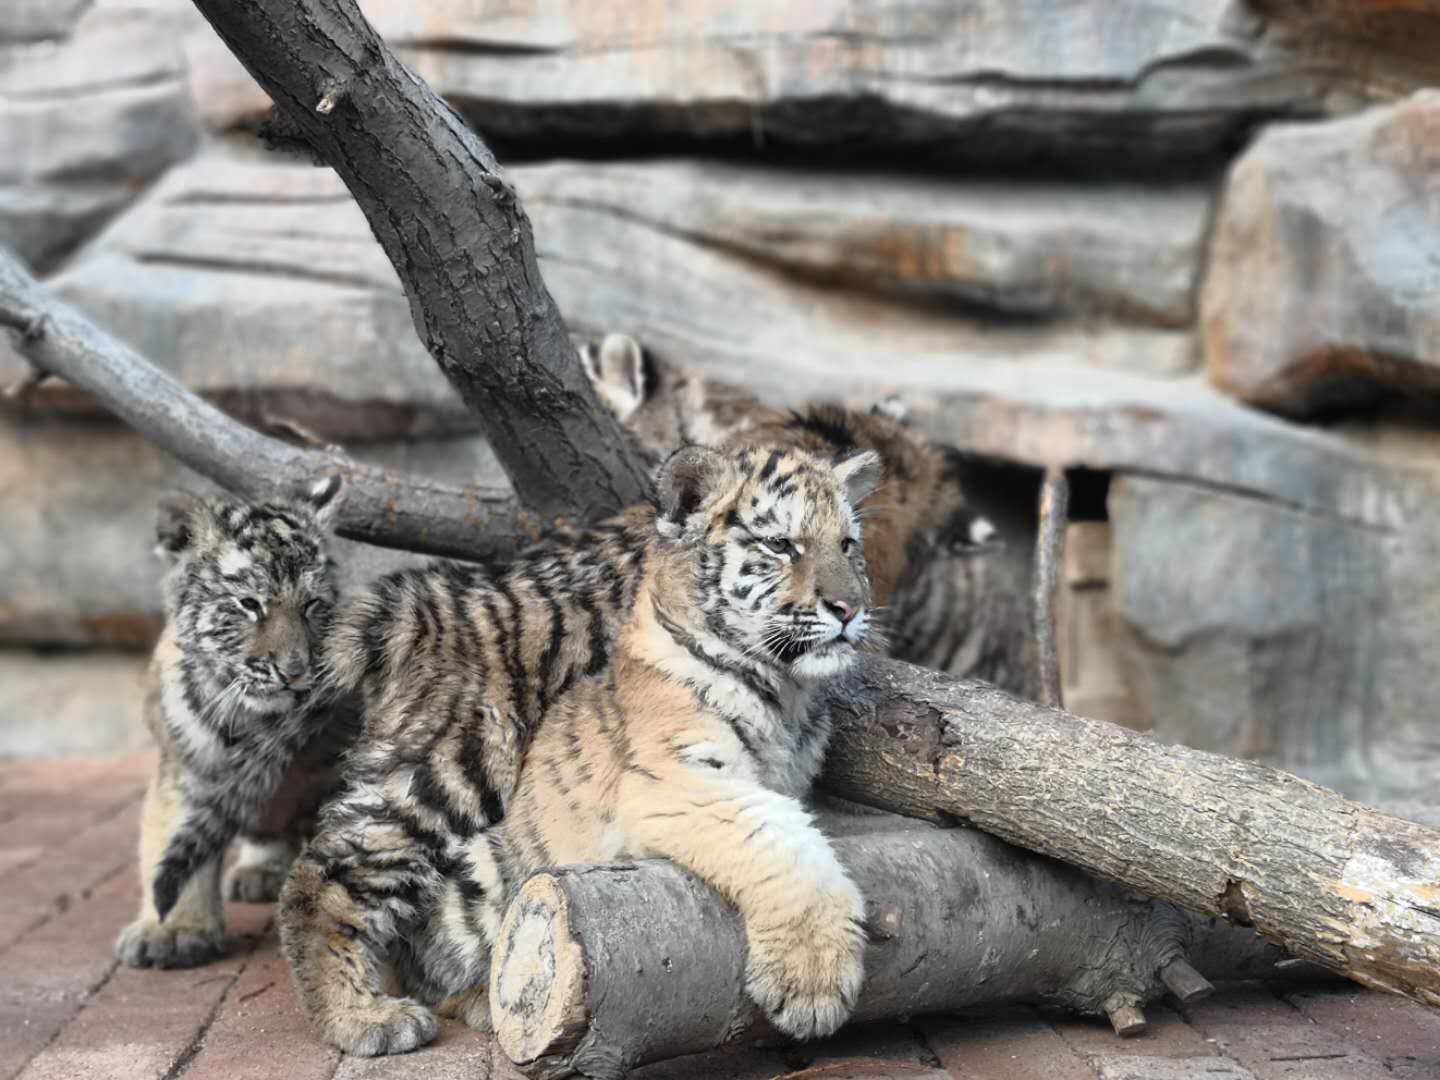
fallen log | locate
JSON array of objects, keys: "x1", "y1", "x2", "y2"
[
  {"x1": 820, "y1": 657, "x2": 1440, "y2": 1008},
  {"x1": 490, "y1": 814, "x2": 1301, "y2": 1080}
]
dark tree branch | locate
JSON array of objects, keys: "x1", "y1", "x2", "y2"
[
  {"x1": 0, "y1": 246, "x2": 524, "y2": 562},
  {"x1": 186, "y1": 0, "x2": 652, "y2": 521},
  {"x1": 1031, "y1": 465, "x2": 1070, "y2": 708}
]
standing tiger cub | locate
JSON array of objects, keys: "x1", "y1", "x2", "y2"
[
  {"x1": 116, "y1": 478, "x2": 350, "y2": 969},
  {"x1": 282, "y1": 444, "x2": 879, "y2": 1053}
]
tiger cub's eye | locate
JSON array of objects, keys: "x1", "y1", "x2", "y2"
[{"x1": 760, "y1": 537, "x2": 796, "y2": 558}]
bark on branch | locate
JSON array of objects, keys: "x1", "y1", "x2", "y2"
[
  {"x1": 186, "y1": 0, "x2": 652, "y2": 520},
  {"x1": 0, "y1": 247, "x2": 523, "y2": 562},
  {"x1": 490, "y1": 814, "x2": 1299, "y2": 1080},
  {"x1": 1030, "y1": 465, "x2": 1070, "y2": 707},
  {"x1": 820, "y1": 657, "x2": 1440, "y2": 1009}
]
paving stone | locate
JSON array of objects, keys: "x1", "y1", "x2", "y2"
[
  {"x1": 780, "y1": 1062, "x2": 951, "y2": 1079},
  {"x1": 792, "y1": 1020, "x2": 937, "y2": 1070},
  {"x1": 0, "y1": 793, "x2": 145, "y2": 869},
  {"x1": 628, "y1": 1041, "x2": 788, "y2": 1080},
  {"x1": 1282, "y1": 983, "x2": 1440, "y2": 1072},
  {"x1": 332, "y1": 1021, "x2": 494, "y2": 1080},
  {"x1": 1096, "y1": 1057, "x2": 1255, "y2": 1080},
  {"x1": 0, "y1": 801, "x2": 140, "y2": 952},
  {"x1": 0, "y1": 872, "x2": 132, "y2": 1080},
  {"x1": 0, "y1": 754, "x2": 153, "y2": 811},
  {"x1": 13, "y1": 901, "x2": 269, "y2": 1080},
  {"x1": 1052, "y1": 1005, "x2": 1215, "y2": 1060},
  {"x1": 181, "y1": 945, "x2": 340, "y2": 1080},
  {"x1": 1181, "y1": 984, "x2": 1391, "y2": 1080},
  {"x1": 921, "y1": 1007, "x2": 1097, "y2": 1080}
]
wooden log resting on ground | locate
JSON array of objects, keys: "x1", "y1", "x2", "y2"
[
  {"x1": 187, "y1": 0, "x2": 652, "y2": 521},
  {"x1": 0, "y1": 246, "x2": 524, "y2": 562},
  {"x1": 490, "y1": 814, "x2": 1299, "y2": 1080},
  {"x1": 820, "y1": 657, "x2": 1440, "y2": 1008}
]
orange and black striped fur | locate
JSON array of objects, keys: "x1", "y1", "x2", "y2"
[
  {"x1": 116, "y1": 479, "x2": 355, "y2": 969},
  {"x1": 281, "y1": 444, "x2": 880, "y2": 1054},
  {"x1": 581, "y1": 333, "x2": 1026, "y2": 690}
]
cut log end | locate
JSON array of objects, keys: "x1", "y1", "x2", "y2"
[
  {"x1": 491, "y1": 874, "x2": 590, "y2": 1069},
  {"x1": 1159, "y1": 956, "x2": 1215, "y2": 1005},
  {"x1": 1105, "y1": 995, "x2": 1148, "y2": 1038}
]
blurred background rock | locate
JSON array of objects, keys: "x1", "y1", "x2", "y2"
[{"x1": 4, "y1": 0, "x2": 1440, "y2": 806}]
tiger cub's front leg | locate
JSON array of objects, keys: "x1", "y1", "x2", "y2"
[
  {"x1": 620, "y1": 774, "x2": 867, "y2": 1040},
  {"x1": 115, "y1": 762, "x2": 225, "y2": 969}
]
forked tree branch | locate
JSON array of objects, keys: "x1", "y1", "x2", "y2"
[
  {"x1": 0, "y1": 247, "x2": 525, "y2": 562},
  {"x1": 186, "y1": 0, "x2": 652, "y2": 521}
]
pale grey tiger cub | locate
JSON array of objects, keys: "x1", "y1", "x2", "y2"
[{"x1": 116, "y1": 478, "x2": 354, "y2": 969}]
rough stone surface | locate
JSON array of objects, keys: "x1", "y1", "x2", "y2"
[
  {"x1": 184, "y1": 0, "x2": 1330, "y2": 168},
  {"x1": 0, "y1": 652, "x2": 151, "y2": 759},
  {"x1": 1204, "y1": 91, "x2": 1440, "y2": 416},
  {"x1": 16, "y1": 154, "x2": 475, "y2": 443},
  {"x1": 0, "y1": 0, "x2": 201, "y2": 271},
  {"x1": 517, "y1": 160, "x2": 1211, "y2": 328},
  {"x1": 0, "y1": 415, "x2": 507, "y2": 648},
  {"x1": 525, "y1": 177, "x2": 1195, "y2": 383},
  {"x1": 20, "y1": 152, "x2": 1202, "y2": 430},
  {"x1": 1108, "y1": 467, "x2": 1440, "y2": 804},
  {"x1": 1253, "y1": 0, "x2": 1440, "y2": 103}
]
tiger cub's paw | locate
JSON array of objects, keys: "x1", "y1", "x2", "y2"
[
  {"x1": 224, "y1": 861, "x2": 289, "y2": 904},
  {"x1": 744, "y1": 884, "x2": 867, "y2": 1041},
  {"x1": 115, "y1": 918, "x2": 224, "y2": 969},
  {"x1": 322, "y1": 997, "x2": 439, "y2": 1057}
]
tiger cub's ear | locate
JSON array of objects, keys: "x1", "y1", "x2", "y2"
[
  {"x1": 580, "y1": 333, "x2": 648, "y2": 424},
  {"x1": 833, "y1": 449, "x2": 883, "y2": 508},
  {"x1": 655, "y1": 445, "x2": 736, "y2": 539},
  {"x1": 154, "y1": 491, "x2": 214, "y2": 563},
  {"x1": 305, "y1": 473, "x2": 346, "y2": 529}
]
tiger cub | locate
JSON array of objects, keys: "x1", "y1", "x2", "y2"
[
  {"x1": 115, "y1": 479, "x2": 352, "y2": 969},
  {"x1": 281, "y1": 444, "x2": 880, "y2": 1054},
  {"x1": 581, "y1": 333, "x2": 1027, "y2": 689}
]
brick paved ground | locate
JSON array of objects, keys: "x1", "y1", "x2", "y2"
[{"x1": 3, "y1": 754, "x2": 1438, "y2": 1080}]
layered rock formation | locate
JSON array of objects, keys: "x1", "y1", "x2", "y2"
[{"x1": 4, "y1": 0, "x2": 1440, "y2": 804}]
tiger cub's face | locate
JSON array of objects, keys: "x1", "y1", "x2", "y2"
[
  {"x1": 657, "y1": 444, "x2": 881, "y2": 681},
  {"x1": 157, "y1": 478, "x2": 344, "y2": 710}
]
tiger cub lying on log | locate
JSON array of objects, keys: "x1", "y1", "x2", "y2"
[
  {"x1": 115, "y1": 479, "x2": 355, "y2": 969},
  {"x1": 581, "y1": 333, "x2": 1029, "y2": 691},
  {"x1": 282, "y1": 444, "x2": 881, "y2": 1054}
]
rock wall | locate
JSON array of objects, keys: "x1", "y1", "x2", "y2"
[{"x1": 3, "y1": 0, "x2": 1440, "y2": 799}]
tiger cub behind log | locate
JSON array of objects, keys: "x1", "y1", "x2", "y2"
[
  {"x1": 116, "y1": 479, "x2": 354, "y2": 969},
  {"x1": 282, "y1": 444, "x2": 880, "y2": 1054},
  {"x1": 581, "y1": 333, "x2": 1028, "y2": 689}
]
